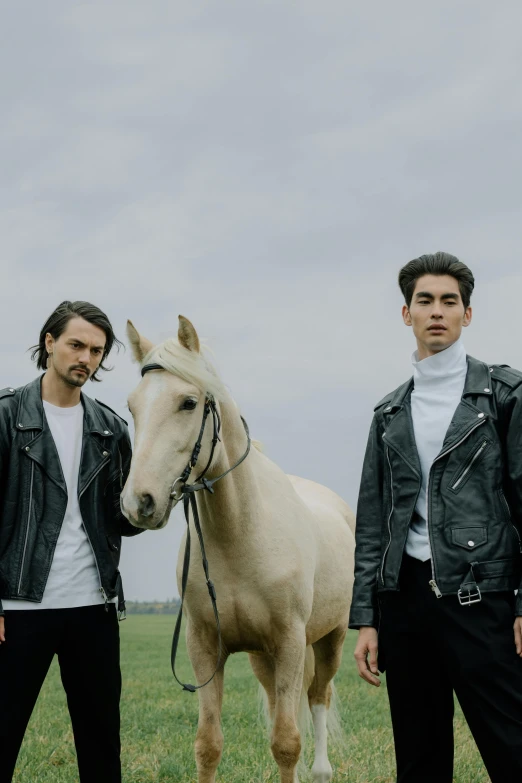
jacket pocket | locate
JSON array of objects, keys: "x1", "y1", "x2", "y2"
[
  {"x1": 449, "y1": 439, "x2": 490, "y2": 492},
  {"x1": 451, "y1": 526, "x2": 488, "y2": 551}
]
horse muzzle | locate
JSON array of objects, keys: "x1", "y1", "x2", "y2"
[{"x1": 120, "y1": 491, "x2": 169, "y2": 530}]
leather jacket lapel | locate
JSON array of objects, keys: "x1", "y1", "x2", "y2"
[
  {"x1": 440, "y1": 356, "x2": 493, "y2": 452},
  {"x1": 16, "y1": 376, "x2": 66, "y2": 492},
  {"x1": 383, "y1": 404, "x2": 421, "y2": 477},
  {"x1": 23, "y1": 429, "x2": 67, "y2": 492},
  {"x1": 441, "y1": 398, "x2": 488, "y2": 453},
  {"x1": 78, "y1": 394, "x2": 113, "y2": 497},
  {"x1": 383, "y1": 355, "x2": 493, "y2": 472},
  {"x1": 16, "y1": 375, "x2": 115, "y2": 496},
  {"x1": 381, "y1": 378, "x2": 422, "y2": 477}
]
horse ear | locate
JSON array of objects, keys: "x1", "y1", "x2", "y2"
[
  {"x1": 178, "y1": 315, "x2": 200, "y2": 353},
  {"x1": 126, "y1": 320, "x2": 155, "y2": 363}
]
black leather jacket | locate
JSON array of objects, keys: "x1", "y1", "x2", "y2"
[
  {"x1": 0, "y1": 375, "x2": 142, "y2": 616},
  {"x1": 349, "y1": 356, "x2": 522, "y2": 629}
]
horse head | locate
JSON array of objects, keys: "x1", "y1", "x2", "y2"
[{"x1": 121, "y1": 315, "x2": 225, "y2": 530}]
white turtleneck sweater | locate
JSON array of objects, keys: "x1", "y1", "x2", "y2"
[{"x1": 405, "y1": 338, "x2": 468, "y2": 562}]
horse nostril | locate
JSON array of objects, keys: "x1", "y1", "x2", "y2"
[{"x1": 138, "y1": 493, "x2": 155, "y2": 518}]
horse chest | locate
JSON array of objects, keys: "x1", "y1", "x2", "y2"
[{"x1": 187, "y1": 587, "x2": 272, "y2": 653}]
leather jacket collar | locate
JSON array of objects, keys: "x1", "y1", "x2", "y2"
[
  {"x1": 385, "y1": 355, "x2": 493, "y2": 412},
  {"x1": 15, "y1": 375, "x2": 115, "y2": 494},
  {"x1": 381, "y1": 356, "x2": 494, "y2": 478},
  {"x1": 15, "y1": 375, "x2": 115, "y2": 436}
]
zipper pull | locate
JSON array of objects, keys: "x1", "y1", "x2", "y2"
[
  {"x1": 429, "y1": 580, "x2": 442, "y2": 598},
  {"x1": 99, "y1": 586, "x2": 109, "y2": 612}
]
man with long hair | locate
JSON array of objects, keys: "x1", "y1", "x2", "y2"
[
  {"x1": 0, "y1": 301, "x2": 142, "y2": 783},
  {"x1": 350, "y1": 254, "x2": 522, "y2": 782}
]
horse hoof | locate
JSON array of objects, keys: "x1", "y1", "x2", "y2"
[{"x1": 312, "y1": 764, "x2": 333, "y2": 783}]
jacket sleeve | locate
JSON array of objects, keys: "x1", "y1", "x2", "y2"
[
  {"x1": 116, "y1": 424, "x2": 144, "y2": 538},
  {"x1": 0, "y1": 402, "x2": 10, "y2": 616},
  {"x1": 503, "y1": 382, "x2": 522, "y2": 615},
  {"x1": 348, "y1": 412, "x2": 385, "y2": 629}
]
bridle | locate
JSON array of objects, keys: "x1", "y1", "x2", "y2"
[{"x1": 140, "y1": 363, "x2": 251, "y2": 692}]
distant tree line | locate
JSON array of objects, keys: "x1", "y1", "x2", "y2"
[{"x1": 125, "y1": 597, "x2": 181, "y2": 614}]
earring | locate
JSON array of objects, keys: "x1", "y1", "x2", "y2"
[{"x1": 47, "y1": 353, "x2": 53, "y2": 369}]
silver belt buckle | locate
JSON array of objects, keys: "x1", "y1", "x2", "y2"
[{"x1": 458, "y1": 585, "x2": 482, "y2": 606}]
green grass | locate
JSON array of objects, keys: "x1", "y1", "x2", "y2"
[{"x1": 15, "y1": 616, "x2": 490, "y2": 782}]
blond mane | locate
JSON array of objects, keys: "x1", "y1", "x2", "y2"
[
  {"x1": 142, "y1": 337, "x2": 227, "y2": 401},
  {"x1": 141, "y1": 335, "x2": 263, "y2": 449}
]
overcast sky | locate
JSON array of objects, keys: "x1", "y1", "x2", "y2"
[{"x1": 2, "y1": 1, "x2": 522, "y2": 599}]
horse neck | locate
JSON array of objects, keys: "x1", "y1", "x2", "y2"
[{"x1": 195, "y1": 394, "x2": 260, "y2": 544}]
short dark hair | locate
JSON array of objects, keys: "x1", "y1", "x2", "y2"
[
  {"x1": 398, "y1": 252, "x2": 475, "y2": 309},
  {"x1": 30, "y1": 301, "x2": 123, "y2": 382}
]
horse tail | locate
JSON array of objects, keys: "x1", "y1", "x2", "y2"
[{"x1": 326, "y1": 679, "x2": 343, "y2": 746}]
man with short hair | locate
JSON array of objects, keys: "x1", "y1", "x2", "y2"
[
  {"x1": 0, "y1": 300, "x2": 142, "y2": 783},
  {"x1": 350, "y1": 253, "x2": 522, "y2": 782}
]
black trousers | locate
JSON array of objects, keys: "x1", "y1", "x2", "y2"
[
  {"x1": 0, "y1": 604, "x2": 121, "y2": 783},
  {"x1": 379, "y1": 554, "x2": 522, "y2": 783}
]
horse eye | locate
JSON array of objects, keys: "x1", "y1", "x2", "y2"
[{"x1": 182, "y1": 399, "x2": 197, "y2": 411}]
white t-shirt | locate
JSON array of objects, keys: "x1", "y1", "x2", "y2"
[
  {"x1": 405, "y1": 339, "x2": 468, "y2": 562},
  {"x1": 3, "y1": 400, "x2": 109, "y2": 610}
]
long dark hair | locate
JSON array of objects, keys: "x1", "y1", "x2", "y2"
[
  {"x1": 398, "y1": 252, "x2": 475, "y2": 309},
  {"x1": 30, "y1": 301, "x2": 124, "y2": 382}
]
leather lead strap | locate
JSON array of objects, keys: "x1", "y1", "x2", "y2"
[
  {"x1": 140, "y1": 361, "x2": 251, "y2": 692},
  {"x1": 170, "y1": 491, "x2": 222, "y2": 692}
]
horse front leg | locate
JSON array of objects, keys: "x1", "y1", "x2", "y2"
[
  {"x1": 271, "y1": 630, "x2": 306, "y2": 783},
  {"x1": 186, "y1": 626, "x2": 228, "y2": 783}
]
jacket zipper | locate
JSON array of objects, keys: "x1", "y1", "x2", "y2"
[
  {"x1": 499, "y1": 490, "x2": 522, "y2": 552},
  {"x1": 18, "y1": 462, "x2": 35, "y2": 594},
  {"x1": 427, "y1": 418, "x2": 487, "y2": 597},
  {"x1": 451, "y1": 440, "x2": 488, "y2": 490},
  {"x1": 381, "y1": 447, "x2": 394, "y2": 584},
  {"x1": 79, "y1": 457, "x2": 110, "y2": 610}
]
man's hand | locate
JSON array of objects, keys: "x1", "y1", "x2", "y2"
[
  {"x1": 0, "y1": 616, "x2": 4, "y2": 644},
  {"x1": 514, "y1": 617, "x2": 522, "y2": 657},
  {"x1": 354, "y1": 626, "x2": 380, "y2": 686}
]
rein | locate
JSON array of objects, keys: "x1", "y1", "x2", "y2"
[{"x1": 140, "y1": 363, "x2": 251, "y2": 692}]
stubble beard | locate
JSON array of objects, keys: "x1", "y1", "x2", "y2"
[{"x1": 56, "y1": 367, "x2": 90, "y2": 389}]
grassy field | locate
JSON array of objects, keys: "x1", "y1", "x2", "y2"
[{"x1": 15, "y1": 615, "x2": 490, "y2": 783}]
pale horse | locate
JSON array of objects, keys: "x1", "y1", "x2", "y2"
[{"x1": 121, "y1": 315, "x2": 356, "y2": 783}]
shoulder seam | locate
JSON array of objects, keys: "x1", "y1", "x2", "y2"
[
  {"x1": 373, "y1": 395, "x2": 393, "y2": 412},
  {"x1": 490, "y1": 364, "x2": 522, "y2": 389},
  {"x1": 373, "y1": 378, "x2": 411, "y2": 411},
  {"x1": 0, "y1": 387, "x2": 16, "y2": 401}
]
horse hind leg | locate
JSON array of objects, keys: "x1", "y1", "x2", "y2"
[{"x1": 308, "y1": 625, "x2": 347, "y2": 783}]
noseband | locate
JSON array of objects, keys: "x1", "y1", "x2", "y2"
[{"x1": 140, "y1": 363, "x2": 251, "y2": 692}]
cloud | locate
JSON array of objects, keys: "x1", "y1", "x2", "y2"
[{"x1": 2, "y1": 0, "x2": 522, "y2": 598}]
